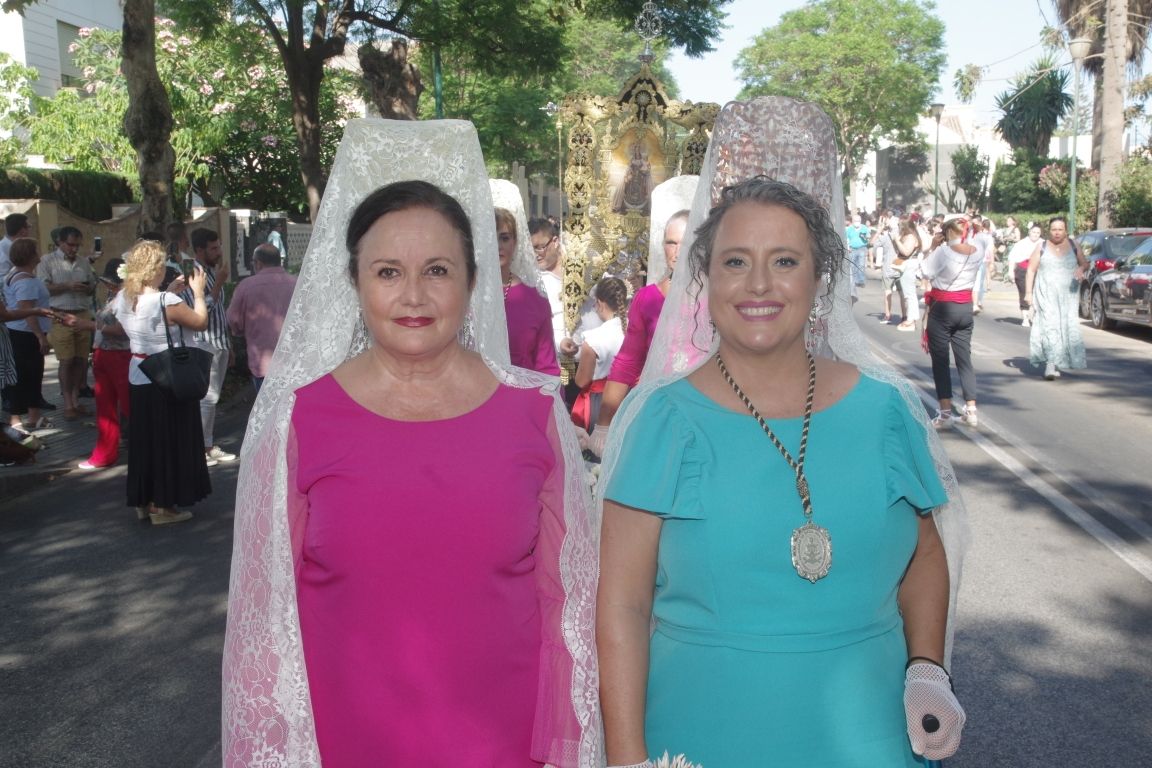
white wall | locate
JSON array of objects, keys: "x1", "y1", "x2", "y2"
[{"x1": 0, "y1": 0, "x2": 122, "y2": 98}]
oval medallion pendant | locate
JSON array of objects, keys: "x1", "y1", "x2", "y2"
[{"x1": 791, "y1": 521, "x2": 832, "y2": 583}]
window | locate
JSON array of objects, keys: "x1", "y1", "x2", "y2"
[{"x1": 57, "y1": 22, "x2": 82, "y2": 91}]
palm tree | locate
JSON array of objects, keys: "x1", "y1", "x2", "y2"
[
  {"x1": 995, "y1": 59, "x2": 1074, "y2": 156},
  {"x1": 1056, "y1": 0, "x2": 1152, "y2": 226}
]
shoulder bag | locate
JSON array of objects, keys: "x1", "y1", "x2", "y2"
[{"x1": 138, "y1": 298, "x2": 214, "y2": 401}]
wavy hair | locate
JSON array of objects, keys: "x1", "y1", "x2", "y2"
[{"x1": 121, "y1": 239, "x2": 167, "y2": 309}]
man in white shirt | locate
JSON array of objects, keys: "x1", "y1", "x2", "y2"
[
  {"x1": 38, "y1": 226, "x2": 95, "y2": 418},
  {"x1": 1008, "y1": 225, "x2": 1043, "y2": 326}
]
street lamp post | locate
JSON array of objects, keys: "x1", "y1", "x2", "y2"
[
  {"x1": 930, "y1": 102, "x2": 945, "y2": 216},
  {"x1": 1068, "y1": 37, "x2": 1092, "y2": 234}
]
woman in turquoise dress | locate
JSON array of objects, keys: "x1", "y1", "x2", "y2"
[
  {"x1": 1024, "y1": 216, "x2": 1088, "y2": 380},
  {"x1": 597, "y1": 98, "x2": 967, "y2": 768}
]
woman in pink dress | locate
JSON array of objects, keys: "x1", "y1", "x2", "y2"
[
  {"x1": 223, "y1": 121, "x2": 599, "y2": 768},
  {"x1": 587, "y1": 209, "x2": 689, "y2": 456},
  {"x1": 497, "y1": 206, "x2": 559, "y2": 375}
]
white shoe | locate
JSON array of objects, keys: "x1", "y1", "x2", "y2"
[
  {"x1": 206, "y1": 445, "x2": 237, "y2": 462},
  {"x1": 1021, "y1": 311, "x2": 1031, "y2": 327},
  {"x1": 959, "y1": 405, "x2": 978, "y2": 427},
  {"x1": 1044, "y1": 362, "x2": 1058, "y2": 380},
  {"x1": 931, "y1": 410, "x2": 953, "y2": 429}
]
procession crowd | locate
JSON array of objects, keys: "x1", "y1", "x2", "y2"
[{"x1": 6, "y1": 96, "x2": 1101, "y2": 768}]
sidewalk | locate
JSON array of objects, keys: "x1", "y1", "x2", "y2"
[{"x1": 1, "y1": 355, "x2": 254, "y2": 501}]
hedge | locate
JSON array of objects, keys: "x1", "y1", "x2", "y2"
[{"x1": 1, "y1": 167, "x2": 136, "y2": 222}]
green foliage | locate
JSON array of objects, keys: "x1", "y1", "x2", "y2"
[
  {"x1": 989, "y1": 149, "x2": 1063, "y2": 214},
  {"x1": 950, "y1": 144, "x2": 989, "y2": 211},
  {"x1": 421, "y1": 12, "x2": 680, "y2": 180},
  {"x1": 953, "y1": 64, "x2": 983, "y2": 104},
  {"x1": 17, "y1": 19, "x2": 358, "y2": 214},
  {"x1": 1104, "y1": 155, "x2": 1152, "y2": 227},
  {"x1": 1037, "y1": 159, "x2": 1098, "y2": 231},
  {"x1": 734, "y1": 0, "x2": 945, "y2": 180},
  {"x1": 0, "y1": 167, "x2": 135, "y2": 221},
  {"x1": 0, "y1": 53, "x2": 37, "y2": 166},
  {"x1": 994, "y1": 58, "x2": 1073, "y2": 156}
]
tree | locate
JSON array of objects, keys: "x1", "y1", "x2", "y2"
[
  {"x1": 120, "y1": 0, "x2": 176, "y2": 234},
  {"x1": 3, "y1": 0, "x2": 177, "y2": 231},
  {"x1": 994, "y1": 58, "x2": 1073, "y2": 156},
  {"x1": 950, "y1": 144, "x2": 989, "y2": 211},
  {"x1": 734, "y1": 0, "x2": 945, "y2": 186},
  {"x1": 12, "y1": 19, "x2": 358, "y2": 214},
  {"x1": 1054, "y1": 0, "x2": 1152, "y2": 168},
  {"x1": 163, "y1": 0, "x2": 731, "y2": 221},
  {"x1": 0, "y1": 53, "x2": 39, "y2": 167},
  {"x1": 420, "y1": 12, "x2": 681, "y2": 180},
  {"x1": 1095, "y1": 0, "x2": 1128, "y2": 227}
]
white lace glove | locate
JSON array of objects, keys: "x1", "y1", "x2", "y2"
[
  {"x1": 608, "y1": 762, "x2": 652, "y2": 768},
  {"x1": 572, "y1": 425, "x2": 591, "y2": 451},
  {"x1": 904, "y1": 661, "x2": 965, "y2": 759},
  {"x1": 587, "y1": 423, "x2": 609, "y2": 458}
]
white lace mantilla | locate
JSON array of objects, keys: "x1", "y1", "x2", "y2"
[
  {"x1": 600, "y1": 97, "x2": 969, "y2": 665},
  {"x1": 222, "y1": 119, "x2": 601, "y2": 768}
]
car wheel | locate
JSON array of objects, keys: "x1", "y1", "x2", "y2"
[
  {"x1": 1078, "y1": 284, "x2": 1090, "y2": 318},
  {"x1": 1090, "y1": 288, "x2": 1116, "y2": 329}
]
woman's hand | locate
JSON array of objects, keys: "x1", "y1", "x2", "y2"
[
  {"x1": 559, "y1": 337, "x2": 578, "y2": 357},
  {"x1": 904, "y1": 662, "x2": 965, "y2": 759},
  {"x1": 187, "y1": 266, "x2": 208, "y2": 296},
  {"x1": 167, "y1": 275, "x2": 187, "y2": 295},
  {"x1": 36, "y1": 335, "x2": 49, "y2": 355}
]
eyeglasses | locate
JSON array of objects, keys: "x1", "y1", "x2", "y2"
[{"x1": 532, "y1": 236, "x2": 556, "y2": 254}]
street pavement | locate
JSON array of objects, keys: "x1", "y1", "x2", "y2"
[{"x1": 2, "y1": 275, "x2": 1150, "y2": 767}]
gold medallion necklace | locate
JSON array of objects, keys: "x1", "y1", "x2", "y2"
[{"x1": 715, "y1": 352, "x2": 832, "y2": 583}]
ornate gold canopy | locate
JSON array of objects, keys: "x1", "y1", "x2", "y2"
[{"x1": 555, "y1": 63, "x2": 718, "y2": 339}]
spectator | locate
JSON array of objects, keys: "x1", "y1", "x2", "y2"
[{"x1": 226, "y1": 244, "x2": 297, "y2": 394}]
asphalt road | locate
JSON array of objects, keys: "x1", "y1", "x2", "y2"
[{"x1": 2, "y1": 279, "x2": 1149, "y2": 767}]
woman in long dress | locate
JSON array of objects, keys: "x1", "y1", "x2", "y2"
[
  {"x1": 495, "y1": 205, "x2": 559, "y2": 375},
  {"x1": 114, "y1": 240, "x2": 210, "y2": 524},
  {"x1": 1025, "y1": 216, "x2": 1087, "y2": 380},
  {"x1": 222, "y1": 120, "x2": 599, "y2": 768},
  {"x1": 596, "y1": 97, "x2": 967, "y2": 768}
]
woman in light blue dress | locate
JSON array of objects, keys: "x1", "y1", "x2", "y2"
[
  {"x1": 596, "y1": 98, "x2": 967, "y2": 768},
  {"x1": 1024, "y1": 216, "x2": 1088, "y2": 380}
]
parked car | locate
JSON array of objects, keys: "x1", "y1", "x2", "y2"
[
  {"x1": 1076, "y1": 228, "x2": 1152, "y2": 317},
  {"x1": 1088, "y1": 237, "x2": 1152, "y2": 329}
]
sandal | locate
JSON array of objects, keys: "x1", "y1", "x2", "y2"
[{"x1": 22, "y1": 417, "x2": 53, "y2": 431}]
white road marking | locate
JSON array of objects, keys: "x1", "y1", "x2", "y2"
[{"x1": 869, "y1": 342, "x2": 1152, "y2": 585}]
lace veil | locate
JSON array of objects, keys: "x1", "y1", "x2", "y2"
[
  {"x1": 222, "y1": 119, "x2": 601, "y2": 767},
  {"x1": 599, "y1": 97, "x2": 969, "y2": 664},
  {"x1": 645, "y1": 175, "x2": 699, "y2": 285},
  {"x1": 490, "y1": 178, "x2": 547, "y2": 295}
]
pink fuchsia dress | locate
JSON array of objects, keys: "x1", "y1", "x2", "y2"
[
  {"x1": 607, "y1": 282, "x2": 665, "y2": 387},
  {"x1": 289, "y1": 373, "x2": 566, "y2": 767},
  {"x1": 505, "y1": 282, "x2": 560, "y2": 375}
]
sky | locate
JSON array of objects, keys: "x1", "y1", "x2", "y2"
[{"x1": 665, "y1": 0, "x2": 1074, "y2": 127}]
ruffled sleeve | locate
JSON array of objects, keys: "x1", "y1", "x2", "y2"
[
  {"x1": 604, "y1": 387, "x2": 704, "y2": 519},
  {"x1": 884, "y1": 387, "x2": 949, "y2": 513}
]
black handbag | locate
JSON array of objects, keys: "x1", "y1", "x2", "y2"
[{"x1": 138, "y1": 299, "x2": 215, "y2": 401}]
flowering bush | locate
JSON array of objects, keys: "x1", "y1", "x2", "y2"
[{"x1": 17, "y1": 17, "x2": 359, "y2": 214}]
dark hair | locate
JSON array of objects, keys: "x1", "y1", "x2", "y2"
[
  {"x1": 527, "y1": 216, "x2": 559, "y2": 238},
  {"x1": 346, "y1": 180, "x2": 476, "y2": 288},
  {"x1": 1048, "y1": 215, "x2": 1068, "y2": 228},
  {"x1": 593, "y1": 276, "x2": 629, "y2": 331},
  {"x1": 138, "y1": 230, "x2": 164, "y2": 243},
  {"x1": 253, "y1": 243, "x2": 282, "y2": 266},
  {"x1": 8, "y1": 237, "x2": 39, "y2": 268},
  {"x1": 688, "y1": 176, "x2": 842, "y2": 290},
  {"x1": 190, "y1": 227, "x2": 219, "y2": 253},
  {"x1": 494, "y1": 207, "x2": 517, "y2": 239},
  {"x1": 4, "y1": 213, "x2": 28, "y2": 238},
  {"x1": 102, "y1": 257, "x2": 124, "y2": 284},
  {"x1": 57, "y1": 225, "x2": 81, "y2": 244}
]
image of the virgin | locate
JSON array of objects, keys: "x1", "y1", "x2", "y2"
[{"x1": 609, "y1": 131, "x2": 663, "y2": 215}]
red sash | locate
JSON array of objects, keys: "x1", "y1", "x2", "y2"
[{"x1": 570, "y1": 378, "x2": 607, "y2": 431}]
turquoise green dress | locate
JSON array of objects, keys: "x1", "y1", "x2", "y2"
[{"x1": 605, "y1": 374, "x2": 948, "y2": 767}]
